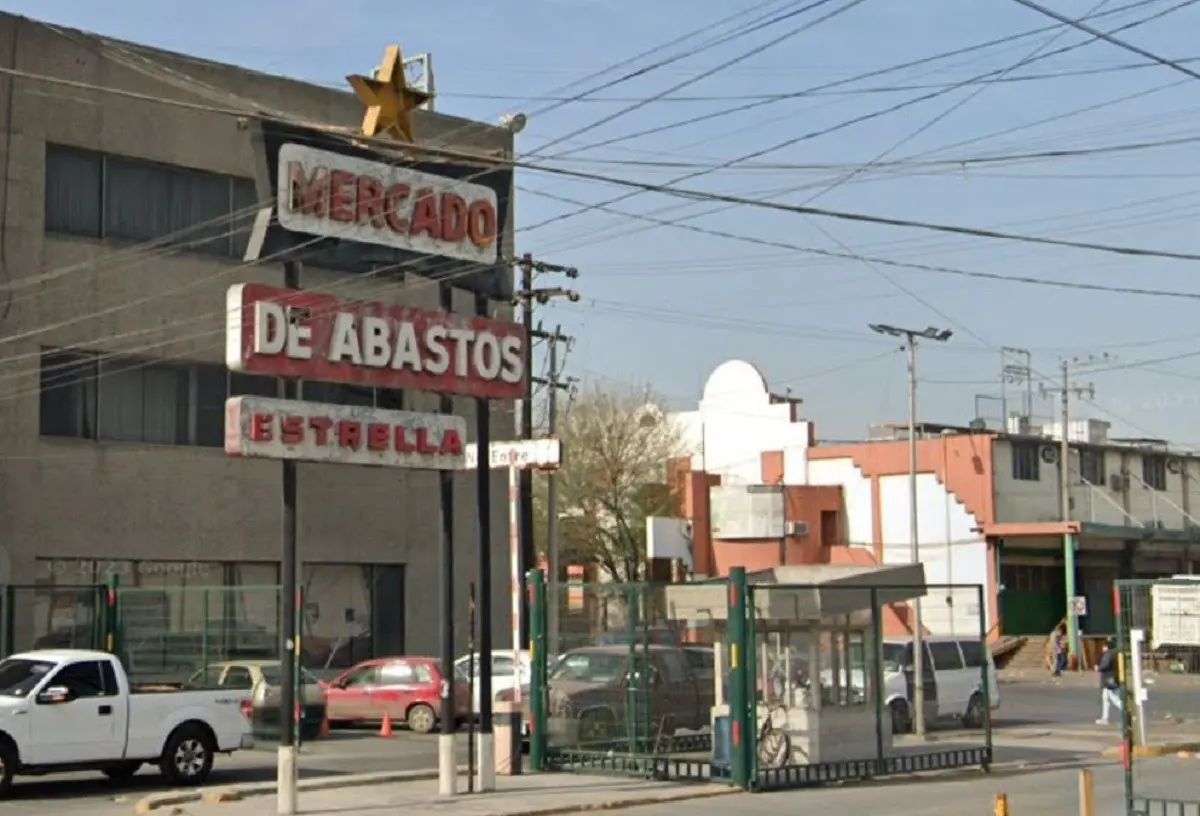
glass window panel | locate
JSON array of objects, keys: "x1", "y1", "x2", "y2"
[
  {"x1": 39, "y1": 349, "x2": 97, "y2": 438},
  {"x1": 141, "y1": 364, "x2": 189, "y2": 445},
  {"x1": 97, "y1": 359, "x2": 145, "y2": 442},
  {"x1": 302, "y1": 564, "x2": 371, "y2": 670},
  {"x1": 230, "y1": 178, "x2": 259, "y2": 260},
  {"x1": 194, "y1": 364, "x2": 227, "y2": 447},
  {"x1": 104, "y1": 156, "x2": 174, "y2": 242},
  {"x1": 230, "y1": 372, "x2": 277, "y2": 398},
  {"x1": 44, "y1": 145, "x2": 102, "y2": 237}
]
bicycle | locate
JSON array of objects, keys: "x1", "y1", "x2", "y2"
[{"x1": 756, "y1": 702, "x2": 793, "y2": 770}]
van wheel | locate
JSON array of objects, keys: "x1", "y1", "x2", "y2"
[
  {"x1": 889, "y1": 700, "x2": 912, "y2": 735},
  {"x1": 160, "y1": 724, "x2": 215, "y2": 786},
  {"x1": 963, "y1": 693, "x2": 986, "y2": 729}
]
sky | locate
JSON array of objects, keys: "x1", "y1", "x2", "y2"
[{"x1": 9, "y1": 0, "x2": 1200, "y2": 445}]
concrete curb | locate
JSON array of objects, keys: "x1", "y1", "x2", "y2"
[
  {"x1": 485, "y1": 786, "x2": 741, "y2": 816},
  {"x1": 1099, "y1": 742, "x2": 1200, "y2": 759},
  {"x1": 133, "y1": 766, "x2": 465, "y2": 814}
]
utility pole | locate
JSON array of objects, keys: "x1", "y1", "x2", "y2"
[
  {"x1": 532, "y1": 323, "x2": 576, "y2": 658},
  {"x1": 1040, "y1": 355, "x2": 1104, "y2": 670},
  {"x1": 515, "y1": 255, "x2": 579, "y2": 647},
  {"x1": 869, "y1": 323, "x2": 953, "y2": 740}
]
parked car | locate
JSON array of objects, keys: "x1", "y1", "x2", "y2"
[
  {"x1": 185, "y1": 660, "x2": 327, "y2": 741},
  {"x1": 501, "y1": 644, "x2": 715, "y2": 748},
  {"x1": 0, "y1": 649, "x2": 253, "y2": 795},
  {"x1": 321, "y1": 656, "x2": 469, "y2": 734},
  {"x1": 454, "y1": 650, "x2": 532, "y2": 714}
]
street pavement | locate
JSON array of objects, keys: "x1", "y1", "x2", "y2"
[{"x1": 1, "y1": 679, "x2": 1197, "y2": 812}]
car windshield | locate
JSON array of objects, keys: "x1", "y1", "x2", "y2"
[
  {"x1": 0, "y1": 658, "x2": 55, "y2": 697},
  {"x1": 549, "y1": 653, "x2": 625, "y2": 683}
]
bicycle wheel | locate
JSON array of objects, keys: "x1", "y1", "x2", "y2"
[{"x1": 757, "y1": 727, "x2": 792, "y2": 770}]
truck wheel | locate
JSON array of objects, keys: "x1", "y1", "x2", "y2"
[
  {"x1": 406, "y1": 704, "x2": 436, "y2": 734},
  {"x1": 160, "y1": 724, "x2": 215, "y2": 786},
  {"x1": 889, "y1": 700, "x2": 912, "y2": 735},
  {"x1": 103, "y1": 761, "x2": 141, "y2": 782},
  {"x1": 0, "y1": 740, "x2": 15, "y2": 796},
  {"x1": 962, "y1": 693, "x2": 986, "y2": 729}
]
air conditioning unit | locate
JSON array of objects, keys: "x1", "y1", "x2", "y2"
[
  {"x1": 1040, "y1": 445, "x2": 1059, "y2": 464},
  {"x1": 1108, "y1": 474, "x2": 1126, "y2": 492},
  {"x1": 785, "y1": 521, "x2": 810, "y2": 536},
  {"x1": 1167, "y1": 458, "x2": 1183, "y2": 475}
]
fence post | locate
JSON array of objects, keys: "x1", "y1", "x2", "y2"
[
  {"x1": 1078, "y1": 768, "x2": 1094, "y2": 816},
  {"x1": 528, "y1": 568, "x2": 546, "y2": 771},
  {"x1": 727, "y1": 567, "x2": 749, "y2": 790},
  {"x1": 978, "y1": 584, "x2": 993, "y2": 770},
  {"x1": 870, "y1": 587, "x2": 884, "y2": 772},
  {"x1": 105, "y1": 573, "x2": 120, "y2": 656}
]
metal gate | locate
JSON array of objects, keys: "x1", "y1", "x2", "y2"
[{"x1": 1115, "y1": 578, "x2": 1200, "y2": 815}]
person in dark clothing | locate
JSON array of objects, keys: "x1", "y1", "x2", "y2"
[{"x1": 1096, "y1": 638, "x2": 1122, "y2": 725}]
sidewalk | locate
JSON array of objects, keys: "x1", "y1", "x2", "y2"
[
  {"x1": 137, "y1": 773, "x2": 739, "y2": 816},
  {"x1": 1000, "y1": 668, "x2": 1200, "y2": 687}
]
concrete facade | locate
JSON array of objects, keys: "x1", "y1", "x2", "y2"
[{"x1": 0, "y1": 14, "x2": 516, "y2": 657}]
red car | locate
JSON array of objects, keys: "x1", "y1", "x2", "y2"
[{"x1": 321, "y1": 656, "x2": 469, "y2": 734}]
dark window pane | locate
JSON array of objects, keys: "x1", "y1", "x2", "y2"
[
  {"x1": 303, "y1": 381, "x2": 344, "y2": 404},
  {"x1": 44, "y1": 145, "x2": 102, "y2": 237},
  {"x1": 959, "y1": 640, "x2": 984, "y2": 669},
  {"x1": 39, "y1": 349, "x2": 97, "y2": 438},
  {"x1": 231, "y1": 178, "x2": 259, "y2": 260},
  {"x1": 97, "y1": 359, "x2": 145, "y2": 442},
  {"x1": 928, "y1": 641, "x2": 963, "y2": 671},
  {"x1": 142, "y1": 364, "x2": 189, "y2": 445},
  {"x1": 104, "y1": 156, "x2": 174, "y2": 242},
  {"x1": 343, "y1": 385, "x2": 375, "y2": 407},
  {"x1": 195, "y1": 365, "x2": 227, "y2": 447},
  {"x1": 230, "y1": 372, "x2": 277, "y2": 398},
  {"x1": 169, "y1": 170, "x2": 232, "y2": 256}
]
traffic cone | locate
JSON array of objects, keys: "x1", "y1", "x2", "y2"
[{"x1": 379, "y1": 712, "x2": 393, "y2": 738}]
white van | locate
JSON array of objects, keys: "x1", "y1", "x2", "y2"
[{"x1": 881, "y1": 637, "x2": 1000, "y2": 734}]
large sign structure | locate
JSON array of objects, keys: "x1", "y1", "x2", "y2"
[
  {"x1": 225, "y1": 397, "x2": 466, "y2": 469},
  {"x1": 225, "y1": 283, "x2": 526, "y2": 400}
]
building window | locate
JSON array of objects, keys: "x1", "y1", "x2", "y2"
[
  {"x1": 1011, "y1": 442, "x2": 1040, "y2": 481},
  {"x1": 39, "y1": 349, "x2": 98, "y2": 438},
  {"x1": 1143, "y1": 456, "x2": 1167, "y2": 491},
  {"x1": 44, "y1": 144, "x2": 254, "y2": 260},
  {"x1": 1079, "y1": 447, "x2": 1106, "y2": 486}
]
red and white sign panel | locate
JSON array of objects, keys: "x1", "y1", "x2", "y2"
[
  {"x1": 225, "y1": 396, "x2": 466, "y2": 470},
  {"x1": 225, "y1": 283, "x2": 526, "y2": 400},
  {"x1": 277, "y1": 143, "x2": 500, "y2": 265}
]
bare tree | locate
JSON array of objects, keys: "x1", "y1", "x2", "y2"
[{"x1": 538, "y1": 384, "x2": 687, "y2": 583}]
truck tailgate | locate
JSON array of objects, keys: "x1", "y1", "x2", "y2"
[{"x1": 126, "y1": 690, "x2": 251, "y2": 759}]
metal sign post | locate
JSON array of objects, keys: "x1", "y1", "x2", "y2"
[{"x1": 508, "y1": 452, "x2": 523, "y2": 705}]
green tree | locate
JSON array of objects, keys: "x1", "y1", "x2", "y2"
[{"x1": 537, "y1": 385, "x2": 687, "y2": 583}]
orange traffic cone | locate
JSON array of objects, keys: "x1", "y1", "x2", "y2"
[{"x1": 379, "y1": 712, "x2": 394, "y2": 738}]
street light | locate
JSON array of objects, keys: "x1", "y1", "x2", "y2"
[
  {"x1": 500, "y1": 112, "x2": 527, "y2": 134},
  {"x1": 868, "y1": 322, "x2": 953, "y2": 739}
]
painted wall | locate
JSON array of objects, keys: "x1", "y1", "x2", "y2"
[
  {"x1": 877, "y1": 473, "x2": 989, "y2": 636},
  {"x1": 807, "y1": 457, "x2": 873, "y2": 549}
]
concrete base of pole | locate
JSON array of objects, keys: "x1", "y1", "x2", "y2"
[
  {"x1": 276, "y1": 745, "x2": 297, "y2": 815},
  {"x1": 438, "y1": 733, "x2": 458, "y2": 796},
  {"x1": 476, "y1": 732, "x2": 495, "y2": 792}
]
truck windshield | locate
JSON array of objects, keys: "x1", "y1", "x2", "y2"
[
  {"x1": 549, "y1": 653, "x2": 625, "y2": 683},
  {"x1": 0, "y1": 658, "x2": 55, "y2": 697}
]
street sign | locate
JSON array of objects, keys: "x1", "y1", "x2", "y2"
[
  {"x1": 463, "y1": 439, "x2": 562, "y2": 471},
  {"x1": 1069, "y1": 595, "x2": 1088, "y2": 617}
]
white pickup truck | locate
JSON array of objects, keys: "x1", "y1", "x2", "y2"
[{"x1": 0, "y1": 649, "x2": 253, "y2": 795}]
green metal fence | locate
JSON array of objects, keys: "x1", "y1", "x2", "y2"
[
  {"x1": 533, "y1": 573, "x2": 718, "y2": 782},
  {"x1": 0, "y1": 584, "x2": 106, "y2": 656},
  {"x1": 114, "y1": 584, "x2": 286, "y2": 687},
  {"x1": 530, "y1": 568, "x2": 991, "y2": 791},
  {"x1": 1115, "y1": 578, "x2": 1200, "y2": 815}
]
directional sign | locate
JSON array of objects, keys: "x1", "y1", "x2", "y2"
[{"x1": 463, "y1": 439, "x2": 562, "y2": 471}]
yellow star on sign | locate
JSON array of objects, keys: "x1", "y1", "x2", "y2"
[{"x1": 346, "y1": 45, "x2": 432, "y2": 144}]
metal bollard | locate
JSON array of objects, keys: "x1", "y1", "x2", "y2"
[
  {"x1": 1078, "y1": 769, "x2": 1094, "y2": 816},
  {"x1": 994, "y1": 792, "x2": 1009, "y2": 816}
]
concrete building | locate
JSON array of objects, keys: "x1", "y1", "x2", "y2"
[
  {"x1": 0, "y1": 14, "x2": 515, "y2": 663},
  {"x1": 664, "y1": 360, "x2": 1199, "y2": 643}
]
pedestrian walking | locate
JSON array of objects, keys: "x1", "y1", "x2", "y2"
[
  {"x1": 1050, "y1": 625, "x2": 1067, "y2": 676},
  {"x1": 1096, "y1": 638, "x2": 1122, "y2": 725}
]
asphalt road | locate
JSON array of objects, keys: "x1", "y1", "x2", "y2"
[
  {"x1": 0, "y1": 726, "x2": 475, "y2": 810},
  {"x1": 3, "y1": 683, "x2": 1197, "y2": 811}
]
